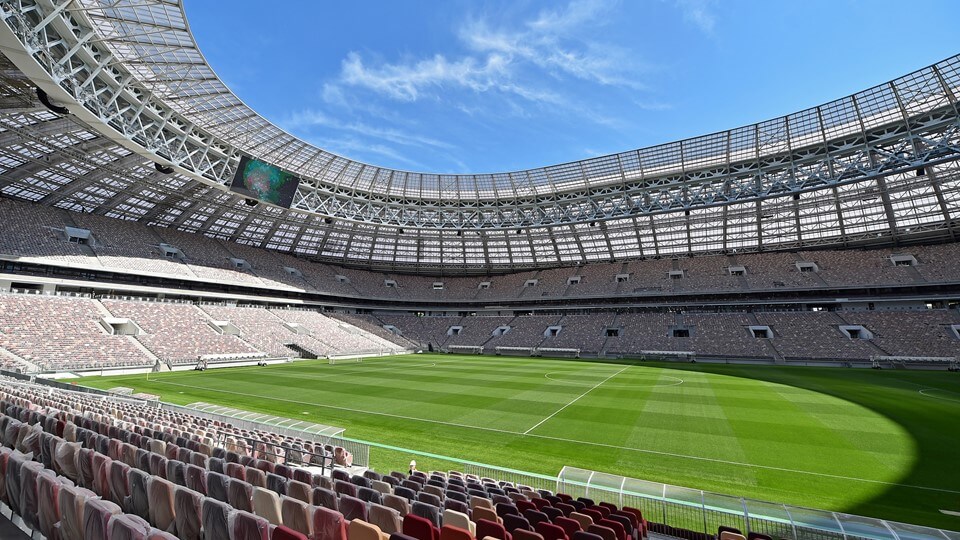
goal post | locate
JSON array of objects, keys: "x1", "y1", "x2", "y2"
[{"x1": 328, "y1": 355, "x2": 363, "y2": 365}]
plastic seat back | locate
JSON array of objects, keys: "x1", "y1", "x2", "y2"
[
  {"x1": 228, "y1": 478, "x2": 254, "y2": 512},
  {"x1": 403, "y1": 514, "x2": 439, "y2": 540},
  {"x1": 340, "y1": 494, "x2": 368, "y2": 522},
  {"x1": 537, "y1": 522, "x2": 569, "y2": 540},
  {"x1": 476, "y1": 518, "x2": 510, "y2": 540},
  {"x1": 202, "y1": 497, "x2": 232, "y2": 540},
  {"x1": 287, "y1": 479, "x2": 311, "y2": 503},
  {"x1": 504, "y1": 514, "x2": 531, "y2": 533},
  {"x1": 108, "y1": 460, "x2": 131, "y2": 505},
  {"x1": 384, "y1": 493, "x2": 411, "y2": 517},
  {"x1": 570, "y1": 513, "x2": 593, "y2": 530},
  {"x1": 82, "y1": 498, "x2": 123, "y2": 540},
  {"x1": 280, "y1": 495, "x2": 312, "y2": 537},
  {"x1": 147, "y1": 476, "x2": 177, "y2": 532},
  {"x1": 553, "y1": 517, "x2": 583, "y2": 538},
  {"x1": 598, "y1": 520, "x2": 626, "y2": 540},
  {"x1": 252, "y1": 485, "x2": 283, "y2": 525},
  {"x1": 246, "y1": 466, "x2": 267, "y2": 488},
  {"x1": 274, "y1": 525, "x2": 309, "y2": 540},
  {"x1": 208, "y1": 471, "x2": 230, "y2": 502},
  {"x1": 335, "y1": 479, "x2": 359, "y2": 498},
  {"x1": 125, "y1": 467, "x2": 151, "y2": 520},
  {"x1": 19, "y1": 460, "x2": 45, "y2": 532},
  {"x1": 267, "y1": 472, "x2": 288, "y2": 496},
  {"x1": 442, "y1": 508, "x2": 474, "y2": 535},
  {"x1": 5, "y1": 451, "x2": 26, "y2": 516},
  {"x1": 514, "y1": 530, "x2": 545, "y2": 540},
  {"x1": 587, "y1": 524, "x2": 616, "y2": 540},
  {"x1": 313, "y1": 505, "x2": 349, "y2": 540},
  {"x1": 412, "y1": 501, "x2": 441, "y2": 527},
  {"x1": 314, "y1": 486, "x2": 339, "y2": 511},
  {"x1": 166, "y1": 459, "x2": 186, "y2": 487},
  {"x1": 444, "y1": 499, "x2": 469, "y2": 516},
  {"x1": 229, "y1": 509, "x2": 270, "y2": 540},
  {"x1": 186, "y1": 464, "x2": 207, "y2": 495},
  {"x1": 37, "y1": 472, "x2": 67, "y2": 539},
  {"x1": 524, "y1": 510, "x2": 549, "y2": 528},
  {"x1": 360, "y1": 486, "x2": 383, "y2": 504},
  {"x1": 369, "y1": 503, "x2": 403, "y2": 534},
  {"x1": 720, "y1": 532, "x2": 746, "y2": 540},
  {"x1": 473, "y1": 506, "x2": 501, "y2": 525},
  {"x1": 440, "y1": 525, "x2": 472, "y2": 540},
  {"x1": 372, "y1": 480, "x2": 393, "y2": 495},
  {"x1": 55, "y1": 440, "x2": 81, "y2": 481},
  {"x1": 173, "y1": 485, "x2": 203, "y2": 540},
  {"x1": 349, "y1": 519, "x2": 386, "y2": 540},
  {"x1": 109, "y1": 513, "x2": 152, "y2": 540}
]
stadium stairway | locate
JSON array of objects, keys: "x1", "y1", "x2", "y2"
[
  {"x1": 790, "y1": 252, "x2": 830, "y2": 287},
  {"x1": 0, "y1": 347, "x2": 40, "y2": 374},
  {"x1": 598, "y1": 312, "x2": 621, "y2": 357},
  {"x1": 0, "y1": 507, "x2": 30, "y2": 540},
  {"x1": 746, "y1": 312, "x2": 785, "y2": 364},
  {"x1": 834, "y1": 313, "x2": 893, "y2": 357},
  {"x1": 728, "y1": 255, "x2": 751, "y2": 290}
]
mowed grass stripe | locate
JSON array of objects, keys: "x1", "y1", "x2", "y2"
[
  {"x1": 79, "y1": 355, "x2": 960, "y2": 529},
  {"x1": 146, "y1": 373, "x2": 953, "y2": 494},
  {"x1": 151, "y1": 356, "x2": 619, "y2": 432},
  {"x1": 756, "y1": 380, "x2": 911, "y2": 477},
  {"x1": 163, "y1": 356, "x2": 629, "y2": 431}
]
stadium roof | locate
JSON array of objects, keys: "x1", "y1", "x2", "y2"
[{"x1": 0, "y1": 1, "x2": 958, "y2": 272}]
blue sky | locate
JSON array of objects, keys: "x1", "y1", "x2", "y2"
[{"x1": 185, "y1": 0, "x2": 960, "y2": 174}]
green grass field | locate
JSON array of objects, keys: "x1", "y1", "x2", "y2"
[{"x1": 74, "y1": 354, "x2": 960, "y2": 530}]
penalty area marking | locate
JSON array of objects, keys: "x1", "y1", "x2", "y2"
[
  {"x1": 918, "y1": 388, "x2": 960, "y2": 403},
  {"x1": 544, "y1": 371, "x2": 683, "y2": 389},
  {"x1": 143, "y1": 375, "x2": 960, "y2": 496}
]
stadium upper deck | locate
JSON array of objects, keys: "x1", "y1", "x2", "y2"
[{"x1": 0, "y1": 1, "x2": 958, "y2": 272}]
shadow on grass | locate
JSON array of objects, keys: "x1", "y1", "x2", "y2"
[{"x1": 591, "y1": 357, "x2": 960, "y2": 530}]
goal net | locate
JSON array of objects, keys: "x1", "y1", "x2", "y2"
[{"x1": 328, "y1": 356, "x2": 363, "y2": 365}]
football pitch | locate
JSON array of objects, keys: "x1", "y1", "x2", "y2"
[{"x1": 76, "y1": 354, "x2": 960, "y2": 529}]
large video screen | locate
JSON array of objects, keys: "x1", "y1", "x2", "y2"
[{"x1": 230, "y1": 155, "x2": 300, "y2": 208}]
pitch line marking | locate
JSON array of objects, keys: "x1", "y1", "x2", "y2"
[
  {"x1": 918, "y1": 388, "x2": 960, "y2": 403},
  {"x1": 164, "y1": 360, "x2": 442, "y2": 384},
  {"x1": 142, "y1": 377, "x2": 960, "y2": 496},
  {"x1": 150, "y1": 378, "x2": 525, "y2": 436},
  {"x1": 543, "y1": 371, "x2": 684, "y2": 389},
  {"x1": 524, "y1": 366, "x2": 630, "y2": 435}
]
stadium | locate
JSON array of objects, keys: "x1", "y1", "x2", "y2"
[{"x1": 0, "y1": 1, "x2": 957, "y2": 540}]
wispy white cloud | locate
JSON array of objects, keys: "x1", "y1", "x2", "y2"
[
  {"x1": 302, "y1": 0, "x2": 666, "y2": 171},
  {"x1": 527, "y1": 0, "x2": 611, "y2": 32},
  {"x1": 459, "y1": 1, "x2": 643, "y2": 90},
  {"x1": 329, "y1": 0, "x2": 646, "y2": 110},
  {"x1": 303, "y1": 135, "x2": 430, "y2": 171},
  {"x1": 339, "y1": 51, "x2": 512, "y2": 102},
  {"x1": 673, "y1": 0, "x2": 717, "y2": 34},
  {"x1": 632, "y1": 99, "x2": 674, "y2": 111},
  {"x1": 282, "y1": 109, "x2": 456, "y2": 150}
]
